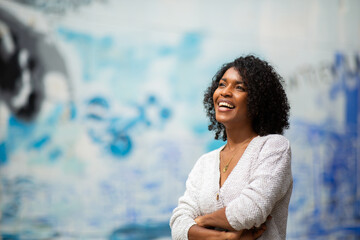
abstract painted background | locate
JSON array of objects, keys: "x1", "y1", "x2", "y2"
[{"x1": 0, "y1": 0, "x2": 359, "y2": 239}]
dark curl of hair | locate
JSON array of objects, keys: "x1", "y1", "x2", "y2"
[{"x1": 203, "y1": 55, "x2": 290, "y2": 141}]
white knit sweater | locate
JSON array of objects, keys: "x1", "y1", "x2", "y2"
[{"x1": 170, "y1": 134, "x2": 293, "y2": 240}]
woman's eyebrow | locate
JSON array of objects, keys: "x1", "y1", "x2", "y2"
[{"x1": 220, "y1": 78, "x2": 244, "y2": 85}]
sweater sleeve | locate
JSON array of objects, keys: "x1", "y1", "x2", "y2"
[
  {"x1": 170, "y1": 157, "x2": 204, "y2": 240},
  {"x1": 225, "y1": 135, "x2": 292, "y2": 230}
]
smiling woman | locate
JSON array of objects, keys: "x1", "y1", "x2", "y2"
[{"x1": 170, "y1": 55, "x2": 292, "y2": 240}]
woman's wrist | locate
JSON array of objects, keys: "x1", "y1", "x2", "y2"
[
  {"x1": 213, "y1": 230, "x2": 236, "y2": 240},
  {"x1": 223, "y1": 231, "x2": 240, "y2": 240},
  {"x1": 188, "y1": 225, "x2": 236, "y2": 240}
]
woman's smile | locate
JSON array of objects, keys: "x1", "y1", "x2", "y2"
[{"x1": 218, "y1": 100, "x2": 235, "y2": 111}]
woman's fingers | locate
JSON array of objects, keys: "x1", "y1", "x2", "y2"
[{"x1": 252, "y1": 224, "x2": 267, "y2": 239}]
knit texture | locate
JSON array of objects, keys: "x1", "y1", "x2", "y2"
[{"x1": 170, "y1": 134, "x2": 293, "y2": 240}]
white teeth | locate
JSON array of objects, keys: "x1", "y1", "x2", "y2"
[{"x1": 219, "y1": 102, "x2": 234, "y2": 108}]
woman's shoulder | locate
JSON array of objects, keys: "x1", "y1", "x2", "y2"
[
  {"x1": 256, "y1": 134, "x2": 290, "y2": 151},
  {"x1": 257, "y1": 134, "x2": 289, "y2": 143}
]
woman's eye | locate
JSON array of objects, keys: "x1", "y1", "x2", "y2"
[
  {"x1": 236, "y1": 86, "x2": 245, "y2": 91},
  {"x1": 218, "y1": 82, "x2": 225, "y2": 87}
]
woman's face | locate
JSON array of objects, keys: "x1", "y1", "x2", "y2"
[{"x1": 213, "y1": 67, "x2": 250, "y2": 128}]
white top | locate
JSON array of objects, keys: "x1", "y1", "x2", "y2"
[{"x1": 170, "y1": 134, "x2": 293, "y2": 240}]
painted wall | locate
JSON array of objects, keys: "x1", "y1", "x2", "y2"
[{"x1": 0, "y1": 0, "x2": 359, "y2": 239}]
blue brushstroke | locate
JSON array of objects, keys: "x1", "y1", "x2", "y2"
[
  {"x1": 8, "y1": 116, "x2": 35, "y2": 135},
  {"x1": 192, "y1": 124, "x2": 209, "y2": 135},
  {"x1": 1, "y1": 177, "x2": 35, "y2": 223},
  {"x1": 87, "y1": 113, "x2": 105, "y2": 121},
  {"x1": 31, "y1": 135, "x2": 50, "y2": 149},
  {"x1": 88, "y1": 96, "x2": 110, "y2": 109},
  {"x1": 108, "y1": 133, "x2": 132, "y2": 157},
  {"x1": 160, "y1": 108, "x2": 171, "y2": 119},
  {"x1": 69, "y1": 101, "x2": 77, "y2": 120},
  {"x1": 144, "y1": 182, "x2": 160, "y2": 190},
  {"x1": 6, "y1": 116, "x2": 35, "y2": 154},
  {"x1": 147, "y1": 95, "x2": 157, "y2": 105},
  {"x1": 1, "y1": 233, "x2": 20, "y2": 240},
  {"x1": 0, "y1": 142, "x2": 7, "y2": 165},
  {"x1": 86, "y1": 97, "x2": 109, "y2": 121},
  {"x1": 206, "y1": 139, "x2": 225, "y2": 152},
  {"x1": 47, "y1": 104, "x2": 64, "y2": 125},
  {"x1": 109, "y1": 222, "x2": 171, "y2": 240},
  {"x1": 49, "y1": 148, "x2": 62, "y2": 161},
  {"x1": 158, "y1": 46, "x2": 174, "y2": 57},
  {"x1": 178, "y1": 32, "x2": 203, "y2": 60}
]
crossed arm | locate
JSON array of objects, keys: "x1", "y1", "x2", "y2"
[
  {"x1": 188, "y1": 208, "x2": 269, "y2": 240},
  {"x1": 188, "y1": 207, "x2": 239, "y2": 240}
]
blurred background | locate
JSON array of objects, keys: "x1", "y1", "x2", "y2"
[{"x1": 0, "y1": 0, "x2": 359, "y2": 239}]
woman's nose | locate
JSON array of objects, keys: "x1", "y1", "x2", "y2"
[{"x1": 220, "y1": 86, "x2": 232, "y2": 97}]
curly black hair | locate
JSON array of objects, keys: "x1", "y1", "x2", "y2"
[{"x1": 203, "y1": 55, "x2": 290, "y2": 141}]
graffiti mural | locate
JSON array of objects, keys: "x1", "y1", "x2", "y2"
[{"x1": 286, "y1": 53, "x2": 360, "y2": 239}]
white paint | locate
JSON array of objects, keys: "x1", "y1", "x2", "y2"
[
  {"x1": 44, "y1": 71, "x2": 70, "y2": 102},
  {"x1": 0, "y1": 102, "x2": 9, "y2": 142}
]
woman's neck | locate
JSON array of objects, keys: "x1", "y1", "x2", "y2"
[{"x1": 225, "y1": 127, "x2": 257, "y2": 151}]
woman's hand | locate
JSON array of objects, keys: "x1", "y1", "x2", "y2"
[
  {"x1": 225, "y1": 216, "x2": 271, "y2": 240},
  {"x1": 242, "y1": 225, "x2": 267, "y2": 240},
  {"x1": 194, "y1": 215, "x2": 206, "y2": 227},
  {"x1": 188, "y1": 222, "x2": 266, "y2": 240},
  {"x1": 194, "y1": 208, "x2": 236, "y2": 231},
  {"x1": 225, "y1": 223, "x2": 267, "y2": 240}
]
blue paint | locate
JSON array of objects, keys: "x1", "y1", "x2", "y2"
[
  {"x1": 178, "y1": 32, "x2": 203, "y2": 60},
  {"x1": 108, "y1": 134, "x2": 132, "y2": 157},
  {"x1": 49, "y1": 148, "x2": 62, "y2": 161},
  {"x1": 147, "y1": 95, "x2": 157, "y2": 104},
  {"x1": 290, "y1": 53, "x2": 360, "y2": 238},
  {"x1": 1, "y1": 177, "x2": 35, "y2": 225},
  {"x1": 109, "y1": 222, "x2": 171, "y2": 240},
  {"x1": 160, "y1": 108, "x2": 171, "y2": 119},
  {"x1": 69, "y1": 101, "x2": 77, "y2": 120},
  {"x1": 1, "y1": 234, "x2": 20, "y2": 240},
  {"x1": 88, "y1": 96, "x2": 110, "y2": 109},
  {"x1": 158, "y1": 46, "x2": 174, "y2": 56},
  {"x1": 47, "y1": 104, "x2": 64, "y2": 125},
  {"x1": 6, "y1": 116, "x2": 35, "y2": 154},
  {"x1": 2, "y1": 200, "x2": 19, "y2": 220},
  {"x1": 206, "y1": 139, "x2": 225, "y2": 152},
  {"x1": 192, "y1": 124, "x2": 209, "y2": 135},
  {"x1": 8, "y1": 115, "x2": 34, "y2": 134},
  {"x1": 31, "y1": 135, "x2": 50, "y2": 149},
  {"x1": 88, "y1": 129, "x2": 105, "y2": 144},
  {"x1": 57, "y1": 27, "x2": 150, "y2": 84},
  {"x1": 0, "y1": 142, "x2": 7, "y2": 165},
  {"x1": 125, "y1": 208, "x2": 138, "y2": 222},
  {"x1": 121, "y1": 105, "x2": 148, "y2": 132},
  {"x1": 99, "y1": 36, "x2": 114, "y2": 49},
  {"x1": 144, "y1": 182, "x2": 160, "y2": 190},
  {"x1": 86, "y1": 113, "x2": 105, "y2": 121},
  {"x1": 57, "y1": 28, "x2": 99, "y2": 81},
  {"x1": 99, "y1": 181, "x2": 114, "y2": 193}
]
